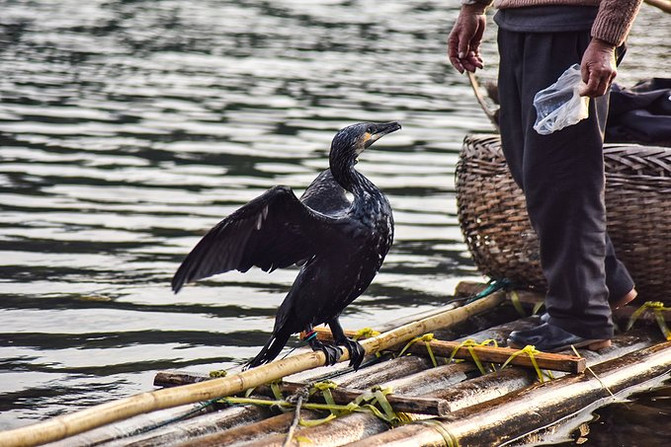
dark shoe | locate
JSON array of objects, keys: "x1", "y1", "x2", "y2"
[
  {"x1": 539, "y1": 288, "x2": 638, "y2": 323},
  {"x1": 507, "y1": 323, "x2": 611, "y2": 352}
]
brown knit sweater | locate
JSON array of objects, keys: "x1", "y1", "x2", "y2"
[{"x1": 472, "y1": 0, "x2": 642, "y2": 46}]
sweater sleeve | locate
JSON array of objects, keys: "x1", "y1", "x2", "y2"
[{"x1": 591, "y1": 0, "x2": 643, "y2": 46}]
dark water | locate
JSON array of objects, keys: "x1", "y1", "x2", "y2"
[
  {"x1": 0, "y1": 0, "x2": 669, "y2": 441},
  {"x1": 549, "y1": 378, "x2": 671, "y2": 447}
]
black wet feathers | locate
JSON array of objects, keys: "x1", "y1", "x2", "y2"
[{"x1": 171, "y1": 121, "x2": 400, "y2": 369}]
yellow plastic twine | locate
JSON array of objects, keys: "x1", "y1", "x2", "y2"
[
  {"x1": 509, "y1": 290, "x2": 527, "y2": 317},
  {"x1": 500, "y1": 345, "x2": 553, "y2": 383},
  {"x1": 220, "y1": 380, "x2": 408, "y2": 428},
  {"x1": 355, "y1": 386, "x2": 411, "y2": 425},
  {"x1": 447, "y1": 339, "x2": 498, "y2": 375},
  {"x1": 626, "y1": 301, "x2": 671, "y2": 340},
  {"x1": 298, "y1": 381, "x2": 340, "y2": 426},
  {"x1": 509, "y1": 290, "x2": 544, "y2": 317},
  {"x1": 397, "y1": 333, "x2": 438, "y2": 367},
  {"x1": 417, "y1": 419, "x2": 460, "y2": 447},
  {"x1": 353, "y1": 327, "x2": 380, "y2": 340},
  {"x1": 570, "y1": 345, "x2": 614, "y2": 398}
]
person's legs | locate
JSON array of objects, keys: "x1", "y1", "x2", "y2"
[
  {"x1": 498, "y1": 29, "x2": 617, "y2": 342},
  {"x1": 605, "y1": 234, "x2": 636, "y2": 305}
]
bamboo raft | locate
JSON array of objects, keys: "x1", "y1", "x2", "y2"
[{"x1": 2, "y1": 282, "x2": 670, "y2": 447}]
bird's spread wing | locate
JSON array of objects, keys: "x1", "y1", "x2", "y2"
[{"x1": 172, "y1": 185, "x2": 338, "y2": 293}]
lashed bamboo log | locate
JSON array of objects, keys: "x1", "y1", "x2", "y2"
[
  {"x1": 225, "y1": 412, "x2": 396, "y2": 447},
  {"x1": 191, "y1": 331, "x2": 658, "y2": 447},
  {"x1": 174, "y1": 409, "x2": 321, "y2": 447},
  {"x1": 332, "y1": 356, "x2": 435, "y2": 389},
  {"x1": 380, "y1": 363, "x2": 478, "y2": 397},
  {"x1": 261, "y1": 382, "x2": 451, "y2": 416},
  {"x1": 101, "y1": 406, "x2": 270, "y2": 447},
  {"x1": 348, "y1": 341, "x2": 671, "y2": 447},
  {"x1": 311, "y1": 327, "x2": 586, "y2": 373},
  {"x1": 0, "y1": 291, "x2": 505, "y2": 447},
  {"x1": 153, "y1": 370, "x2": 211, "y2": 387},
  {"x1": 153, "y1": 372, "x2": 451, "y2": 417},
  {"x1": 43, "y1": 404, "x2": 217, "y2": 447}
]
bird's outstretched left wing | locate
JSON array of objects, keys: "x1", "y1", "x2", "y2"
[{"x1": 171, "y1": 185, "x2": 339, "y2": 293}]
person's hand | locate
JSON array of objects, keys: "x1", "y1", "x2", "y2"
[
  {"x1": 447, "y1": 5, "x2": 487, "y2": 73},
  {"x1": 579, "y1": 38, "x2": 617, "y2": 97}
]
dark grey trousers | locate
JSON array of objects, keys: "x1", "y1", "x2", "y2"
[{"x1": 497, "y1": 28, "x2": 634, "y2": 339}]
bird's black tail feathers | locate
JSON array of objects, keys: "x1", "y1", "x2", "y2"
[{"x1": 245, "y1": 327, "x2": 293, "y2": 369}]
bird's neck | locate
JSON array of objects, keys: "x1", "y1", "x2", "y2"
[{"x1": 330, "y1": 157, "x2": 376, "y2": 198}]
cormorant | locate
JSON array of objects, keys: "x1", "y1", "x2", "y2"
[{"x1": 171, "y1": 121, "x2": 401, "y2": 370}]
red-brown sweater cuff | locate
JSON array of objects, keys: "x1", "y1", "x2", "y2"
[{"x1": 591, "y1": 0, "x2": 643, "y2": 46}]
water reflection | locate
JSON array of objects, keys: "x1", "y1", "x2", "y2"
[{"x1": 0, "y1": 0, "x2": 669, "y2": 436}]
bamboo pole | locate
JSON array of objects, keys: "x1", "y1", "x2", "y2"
[
  {"x1": 104, "y1": 406, "x2": 270, "y2": 447},
  {"x1": 227, "y1": 331, "x2": 659, "y2": 447},
  {"x1": 311, "y1": 327, "x2": 586, "y2": 373},
  {"x1": 466, "y1": 72, "x2": 500, "y2": 131},
  {"x1": 645, "y1": 0, "x2": 671, "y2": 13},
  {"x1": 174, "y1": 410, "x2": 321, "y2": 447},
  {"x1": 209, "y1": 411, "x2": 394, "y2": 447},
  {"x1": 0, "y1": 292, "x2": 505, "y2": 447},
  {"x1": 153, "y1": 372, "x2": 451, "y2": 416},
  {"x1": 43, "y1": 404, "x2": 218, "y2": 447},
  {"x1": 259, "y1": 383, "x2": 451, "y2": 417},
  {"x1": 348, "y1": 341, "x2": 671, "y2": 447}
]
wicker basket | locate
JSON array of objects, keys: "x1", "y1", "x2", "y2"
[{"x1": 456, "y1": 134, "x2": 671, "y2": 300}]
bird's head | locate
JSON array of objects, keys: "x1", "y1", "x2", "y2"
[{"x1": 330, "y1": 121, "x2": 402, "y2": 165}]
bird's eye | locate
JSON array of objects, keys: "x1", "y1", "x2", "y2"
[{"x1": 366, "y1": 126, "x2": 373, "y2": 134}]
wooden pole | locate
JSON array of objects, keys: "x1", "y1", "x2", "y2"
[
  {"x1": 645, "y1": 0, "x2": 671, "y2": 13},
  {"x1": 116, "y1": 406, "x2": 271, "y2": 447},
  {"x1": 136, "y1": 330, "x2": 656, "y2": 447},
  {"x1": 152, "y1": 372, "x2": 451, "y2": 417},
  {"x1": 346, "y1": 341, "x2": 671, "y2": 447},
  {"x1": 311, "y1": 327, "x2": 586, "y2": 373},
  {"x1": 263, "y1": 383, "x2": 450, "y2": 417},
  {"x1": 174, "y1": 410, "x2": 321, "y2": 447},
  {"x1": 0, "y1": 292, "x2": 505, "y2": 447},
  {"x1": 466, "y1": 72, "x2": 500, "y2": 131}
]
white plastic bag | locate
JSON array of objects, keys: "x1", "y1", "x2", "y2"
[{"x1": 532, "y1": 64, "x2": 590, "y2": 135}]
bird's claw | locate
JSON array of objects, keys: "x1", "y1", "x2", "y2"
[
  {"x1": 308, "y1": 338, "x2": 343, "y2": 366},
  {"x1": 337, "y1": 338, "x2": 366, "y2": 370}
]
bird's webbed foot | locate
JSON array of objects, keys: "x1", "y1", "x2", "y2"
[
  {"x1": 337, "y1": 337, "x2": 366, "y2": 371},
  {"x1": 327, "y1": 318, "x2": 366, "y2": 370},
  {"x1": 307, "y1": 337, "x2": 343, "y2": 366}
]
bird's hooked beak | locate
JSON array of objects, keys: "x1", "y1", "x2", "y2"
[{"x1": 364, "y1": 121, "x2": 402, "y2": 148}]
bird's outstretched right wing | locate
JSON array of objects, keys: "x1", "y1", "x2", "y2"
[{"x1": 171, "y1": 185, "x2": 338, "y2": 293}]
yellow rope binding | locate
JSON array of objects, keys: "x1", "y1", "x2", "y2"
[
  {"x1": 626, "y1": 301, "x2": 671, "y2": 340},
  {"x1": 500, "y1": 345, "x2": 553, "y2": 383},
  {"x1": 509, "y1": 290, "x2": 527, "y2": 317},
  {"x1": 447, "y1": 339, "x2": 498, "y2": 375},
  {"x1": 397, "y1": 333, "x2": 439, "y2": 367},
  {"x1": 418, "y1": 420, "x2": 460, "y2": 447},
  {"x1": 353, "y1": 327, "x2": 381, "y2": 340}
]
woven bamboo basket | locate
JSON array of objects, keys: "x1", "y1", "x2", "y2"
[{"x1": 456, "y1": 134, "x2": 671, "y2": 300}]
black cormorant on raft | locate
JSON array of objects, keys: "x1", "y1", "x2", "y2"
[{"x1": 171, "y1": 121, "x2": 401, "y2": 370}]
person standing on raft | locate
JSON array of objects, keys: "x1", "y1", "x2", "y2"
[{"x1": 447, "y1": 0, "x2": 642, "y2": 351}]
